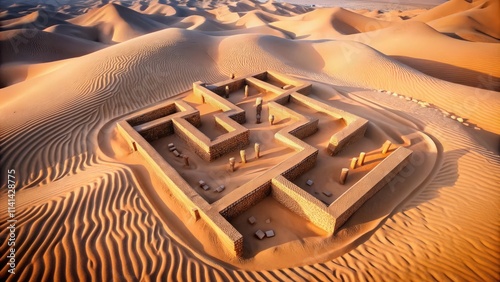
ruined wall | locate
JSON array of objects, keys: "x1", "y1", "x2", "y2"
[
  {"x1": 271, "y1": 176, "x2": 335, "y2": 233},
  {"x1": 128, "y1": 103, "x2": 177, "y2": 126},
  {"x1": 281, "y1": 149, "x2": 318, "y2": 181},
  {"x1": 117, "y1": 121, "x2": 244, "y2": 257},
  {"x1": 289, "y1": 119, "x2": 319, "y2": 140},
  {"x1": 219, "y1": 181, "x2": 272, "y2": 220},
  {"x1": 209, "y1": 130, "x2": 250, "y2": 161},
  {"x1": 137, "y1": 120, "x2": 174, "y2": 142},
  {"x1": 330, "y1": 147, "x2": 413, "y2": 230},
  {"x1": 328, "y1": 118, "x2": 368, "y2": 155}
]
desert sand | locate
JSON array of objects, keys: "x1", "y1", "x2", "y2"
[{"x1": 0, "y1": 0, "x2": 499, "y2": 280}]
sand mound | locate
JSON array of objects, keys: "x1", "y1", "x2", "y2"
[
  {"x1": 69, "y1": 3, "x2": 167, "y2": 43},
  {"x1": 0, "y1": 0, "x2": 498, "y2": 280},
  {"x1": 412, "y1": 0, "x2": 500, "y2": 42}
]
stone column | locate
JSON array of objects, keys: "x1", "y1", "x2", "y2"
[
  {"x1": 229, "y1": 157, "x2": 235, "y2": 172},
  {"x1": 240, "y1": 150, "x2": 247, "y2": 164},
  {"x1": 357, "y1": 152, "x2": 366, "y2": 166},
  {"x1": 225, "y1": 85, "x2": 230, "y2": 98},
  {"x1": 339, "y1": 168, "x2": 349, "y2": 185},
  {"x1": 230, "y1": 73, "x2": 235, "y2": 79},
  {"x1": 350, "y1": 157, "x2": 357, "y2": 169},
  {"x1": 254, "y1": 143, "x2": 260, "y2": 159},
  {"x1": 244, "y1": 85, "x2": 249, "y2": 98},
  {"x1": 382, "y1": 140, "x2": 392, "y2": 154},
  {"x1": 269, "y1": 115, "x2": 275, "y2": 125}
]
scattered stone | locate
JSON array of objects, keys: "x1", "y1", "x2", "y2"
[
  {"x1": 199, "y1": 180, "x2": 206, "y2": 188},
  {"x1": 457, "y1": 117, "x2": 464, "y2": 123},
  {"x1": 323, "y1": 191, "x2": 332, "y2": 197},
  {"x1": 202, "y1": 184, "x2": 210, "y2": 191},
  {"x1": 173, "y1": 150, "x2": 180, "y2": 157},
  {"x1": 265, "y1": 218, "x2": 271, "y2": 223},
  {"x1": 463, "y1": 122, "x2": 470, "y2": 127},
  {"x1": 450, "y1": 115, "x2": 456, "y2": 120},
  {"x1": 248, "y1": 216, "x2": 256, "y2": 225},
  {"x1": 282, "y1": 84, "x2": 294, "y2": 90},
  {"x1": 474, "y1": 126, "x2": 481, "y2": 131},
  {"x1": 169, "y1": 146, "x2": 177, "y2": 152},
  {"x1": 306, "y1": 179, "x2": 314, "y2": 186},
  {"x1": 405, "y1": 97, "x2": 412, "y2": 101},
  {"x1": 392, "y1": 93, "x2": 398, "y2": 97},
  {"x1": 168, "y1": 143, "x2": 175, "y2": 148},
  {"x1": 215, "y1": 185, "x2": 225, "y2": 193},
  {"x1": 399, "y1": 95, "x2": 404, "y2": 99},
  {"x1": 255, "y1": 230, "x2": 265, "y2": 240},
  {"x1": 265, "y1": 230, "x2": 275, "y2": 238}
]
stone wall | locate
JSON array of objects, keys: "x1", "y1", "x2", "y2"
[
  {"x1": 271, "y1": 176, "x2": 335, "y2": 233},
  {"x1": 117, "y1": 120, "x2": 245, "y2": 257},
  {"x1": 128, "y1": 103, "x2": 177, "y2": 126},
  {"x1": 328, "y1": 118, "x2": 368, "y2": 155},
  {"x1": 219, "y1": 181, "x2": 272, "y2": 220},
  {"x1": 209, "y1": 130, "x2": 250, "y2": 161},
  {"x1": 329, "y1": 147, "x2": 413, "y2": 230},
  {"x1": 289, "y1": 119, "x2": 319, "y2": 140},
  {"x1": 281, "y1": 149, "x2": 318, "y2": 181}
]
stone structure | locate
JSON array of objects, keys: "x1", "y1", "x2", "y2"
[{"x1": 116, "y1": 71, "x2": 413, "y2": 257}]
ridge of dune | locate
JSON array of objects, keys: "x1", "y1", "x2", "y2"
[
  {"x1": 0, "y1": 29, "x2": 104, "y2": 64},
  {"x1": 69, "y1": 3, "x2": 168, "y2": 43},
  {"x1": 0, "y1": 9, "x2": 71, "y2": 31},
  {"x1": 424, "y1": 0, "x2": 500, "y2": 42},
  {"x1": 343, "y1": 20, "x2": 500, "y2": 89}
]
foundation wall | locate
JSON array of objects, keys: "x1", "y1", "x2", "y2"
[
  {"x1": 117, "y1": 121, "x2": 244, "y2": 256},
  {"x1": 329, "y1": 147, "x2": 413, "y2": 230},
  {"x1": 219, "y1": 181, "x2": 272, "y2": 220},
  {"x1": 173, "y1": 118, "x2": 211, "y2": 161},
  {"x1": 328, "y1": 118, "x2": 368, "y2": 155},
  {"x1": 289, "y1": 119, "x2": 319, "y2": 140},
  {"x1": 128, "y1": 103, "x2": 177, "y2": 126},
  {"x1": 209, "y1": 130, "x2": 250, "y2": 161},
  {"x1": 193, "y1": 82, "x2": 246, "y2": 124},
  {"x1": 281, "y1": 149, "x2": 318, "y2": 181},
  {"x1": 271, "y1": 176, "x2": 335, "y2": 233}
]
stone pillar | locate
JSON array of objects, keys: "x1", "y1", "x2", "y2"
[
  {"x1": 225, "y1": 85, "x2": 230, "y2": 98},
  {"x1": 339, "y1": 168, "x2": 349, "y2": 185},
  {"x1": 230, "y1": 73, "x2": 235, "y2": 79},
  {"x1": 256, "y1": 113, "x2": 261, "y2": 124},
  {"x1": 229, "y1": 157, "x2": 235, "y2": 172},
  {"x1": 382, "y1": 140, "x2": 392, "y2": 154},
  {"x1": 269, "y1": 115, "x2": 275, "y2": 125},
  {"x1": 357, "y1": 152, "x2": 366, "y2": 166},
  {"x1": 191, "y1": 208, "x2": 200, "y2": 221},
  {"x1": 256, "y1": 97, "x2": 262, "y2": 106},
  {"x1": 350, "y1": 157, "x2": 357, "y2": 170},
  {"x1": 255, "y1": 143, "x2": 260, "y2": 159},
  {"x1": 244, "y1": 85, "x2": 249, "y2": 98},
  {"x1": 240, "y1": 150, "x2": 247, "y2": 164}
]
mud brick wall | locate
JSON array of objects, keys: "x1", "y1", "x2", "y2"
[
  {"x1": 271, "y1": 176, "x2": 335, "y2": 233},
  {"x1": 128, "y1": 103, "x2": 177, "y2": 126},
  {"x1": 330, "y1": 147, "x2": 413, "y2": 230},
  {"x1": 328, "y1": 118, "x2": 368, "y2": 155},
  {"x1": 118, "y1": 121, "x2": 245, "y2": 256},
  {"x1": 173, "y1": 119, "x2": 211, "y2": 161},
  {"x1": 281, "y1": 150, "x2": 318, "y2": 181},
  {"x1": 212, "y1": 79, "x2": 246, "y2": 96},
  {"x1": 219, "y1": 181, "x2": 272, "y2": 220},
  {"x1": 137, "y1": 120, "x2": 174, "y2": 142},
  {"x1": 209, "y1": 130, "x2": 250, "y2": 161},
  {"x1": 228, "y1": 111, "x2": 246, "y2": 124},
  {"x1": 289, "y1": 119, "x2": 319, "y2": 139}
]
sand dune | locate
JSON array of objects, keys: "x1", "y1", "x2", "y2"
[{"x1": 0, "y1": 0, "x2": 498, "y2": 280}]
